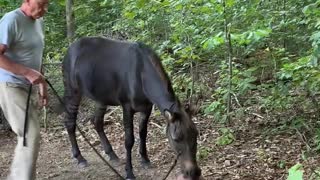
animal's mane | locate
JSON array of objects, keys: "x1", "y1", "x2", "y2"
[{"x1": 137, "y1": 42, "x2": 175, "y2": 95}]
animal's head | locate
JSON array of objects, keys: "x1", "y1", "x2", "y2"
[{"x1": 164, "y1": 104, "x2": 202, "y2": 180}]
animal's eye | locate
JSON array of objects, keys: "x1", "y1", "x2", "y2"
[
  {"x1": 172, "y1": 133, "x2": 184, "y2": 142},
  {"x1": 169, "y1": 124, "x2": 183, "y2": 142}
]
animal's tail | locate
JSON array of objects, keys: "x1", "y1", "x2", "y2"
[{"x1": 45, "y1": 78, "x2": 65, "y2": 114}]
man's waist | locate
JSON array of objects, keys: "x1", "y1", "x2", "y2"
[{"x1": 0, "y1": 68, "x2": 29, "y2": 85}]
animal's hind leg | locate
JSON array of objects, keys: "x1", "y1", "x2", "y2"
[
  {"x1": 139, "y1": 105, "x2": 152, "y2": 169},
  {"x1": 64, "y1": 89, "x2": 88, "y2": 168},
  {"x1": 122, "y1": 103, "x2": 135, "y2": 179},
  {"x1": 92, "y1": 104, "x2": 119, "y2": 162}
]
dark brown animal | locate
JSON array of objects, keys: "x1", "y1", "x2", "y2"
[{"x1": 62, "y1": 37, "x2": 201, "y2": 180}]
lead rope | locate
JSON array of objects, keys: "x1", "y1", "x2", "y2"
[
  {"x1": 162, "y1": 152, "x2": 180, "y2": 180},
  {"x1": 23, "y1": 84, "x2": 32, "y2": 147}
]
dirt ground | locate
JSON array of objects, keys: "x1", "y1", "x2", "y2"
[{"x1": 1, "y1": 107, "x2": 320, "y2": 180}]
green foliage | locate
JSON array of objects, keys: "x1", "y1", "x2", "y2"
[
  {"x1": 216, "y1": 128, "x2": 235, "y2": 146},
  {"x1": 287, "y1": 163, "x2": 304, "y2": 180},
  {"x1": 204, "y1": 100, "x2": 227, "y2": 123},
  {"x1": 2, "y1": 0, "x2": 320, "y2": 155},
  {"x1": 278, "y1": 55, "x2": 320, "y2": 96},
  {"x1": 197, "y1": 146, "x2": 213, "y2": 160},
  {"x1": 44, "y1": 1, "x2": 68, "y2": 63},
  {"x1": 314, "y1": 129, "x2": 320, "y2": 152},
  {"x1": 278, "y1": 160, "x2": 286, "y2": 169},
  {"x1": 0, "y1": 1, "x2": 19, "y2": 17}
]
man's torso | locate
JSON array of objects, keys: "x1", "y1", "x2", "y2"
[{"x1": 0, "y1": 8, "x2": 44, "y2": 84}]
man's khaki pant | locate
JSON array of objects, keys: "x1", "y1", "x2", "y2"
[{"x1": 0, "y1": 83, "x2": 40, "y2": 180}]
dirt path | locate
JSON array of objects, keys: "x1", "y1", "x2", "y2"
[
  {"x1": 1, "y1": 112, "x2": 319, "y2": 180},
  {"x1": 0, "y1": 128, "x2": 180, "y2": 180},
  {"x1": 0, "y1": 111, "x2": 189, "y2": 180}
]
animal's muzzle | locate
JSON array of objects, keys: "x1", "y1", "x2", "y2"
[{"x1": 182, "y1": 160, "x2": 202, "y2": 180}]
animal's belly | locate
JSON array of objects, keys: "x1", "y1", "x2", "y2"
[
  {"x1": 83, "y1": 88, "x2": 122, "y2": 106},
  {"x1": 91, "y1": 95, "x2": 121, "y2": 106},
  {"x1": 131, "y1": 98, "x2": 152, "y2": 112}
]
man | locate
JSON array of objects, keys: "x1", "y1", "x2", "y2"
[{"x1": 0, "y1": 0, "x2": 49, "y2": 179}]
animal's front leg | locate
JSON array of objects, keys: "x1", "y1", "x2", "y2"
[
  {"x1": 64, "y1": 94, "x2": 88, "y2": 168},
  {"x1": 92, "y1": 104, "x2": 119, "y2": 162},
  {"x1": 122, "y1": 104, "x2": 135, "y2": 180},
  {"x1": 139, "y1": 105, "x2": 152, "y2": 169}
]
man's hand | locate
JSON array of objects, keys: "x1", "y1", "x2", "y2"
[
  {"x1": 23, "y1": 68, "x2": 45, "y2": 85},
  {"x1": 23, "y1": 68, "x2": 48, "y2": 107}
]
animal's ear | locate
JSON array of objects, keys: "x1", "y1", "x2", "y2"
[
  {"x1": 185, "y1": 103, "x2": 195, "y2": 117},
  {"x1": 164, "y1": 109, "x2": 174, "y2": 122},
  {"x1": 169, "y1": 121, "x2": 183, "y2": 141},
  {"x1": 184, "y1": 103, "x2": 200, "y2": 116},
  {"x1": 185, "y1": 103, "x2": 191, "y2": 115}
]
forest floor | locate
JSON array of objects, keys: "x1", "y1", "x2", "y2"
[{"x1": 1, "y1": 106, "x2": 320, "y2": 180}]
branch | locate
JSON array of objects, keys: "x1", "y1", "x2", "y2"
[
  {"x1": 295, "y1": 128, "x2": 312, "y2": 151},
  {"x1": 231, "y1": 92, "x2": 242, "y2": 108}
]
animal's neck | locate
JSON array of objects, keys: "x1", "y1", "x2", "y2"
[
  {"x1": 144, "y1": 84, "x2": 178, "y2": 113},
  {"x1": 141, "y1": 67, "x2": 177, "y2": 113},
  {"x1": 139, "y1": 45, "x2": 178, "y2": 113},
  {"x1": 158, "y1": 99, "x2": 178, "y2": 113}
]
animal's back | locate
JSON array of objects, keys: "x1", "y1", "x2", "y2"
[{"x1": 63, "y1": 37, "x2": 145, "y2": 105}]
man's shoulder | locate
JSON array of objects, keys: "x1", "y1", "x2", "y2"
[{"x1": 1, "y1": 8, "x2": 21, "y2": 20}]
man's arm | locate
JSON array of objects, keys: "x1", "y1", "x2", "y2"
[
  {"x1": 0, "y1": 44, "x2": 45, "y2": 84},
  {"x1": 0, "y1": 44, "x2": 48, "y2": 106}
]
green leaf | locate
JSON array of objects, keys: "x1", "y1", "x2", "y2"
[
  {"x1": 226, "y1": 0, "x2": 235, "y2": 7},
  {"x1": 302, "y1": 5, "x2": 311, "y2": 15},
  {"x1": 287, "y1": 163, "x2": 303, "y2": 180},
  {"x1": 124, "y1": 11, "x2": 136, "y2": 19},
  {"x1": 202, "y1": 35, "x2": 225, "y2": 50},
  {"x1": 278, "y1": 160, "x2": 286, "y2": 169},
  {"x1": 0, "y1": 0, "x2": 9, "y2": 7},
  {"x1": 58, "y1": 0, "x2": 65, "y2": 6},
  {"x1": 216, "y1": 128, "x2": 235, "y2": 146},
  {"x1": 136, "y1": 0, "x2": 146, "y2": 8},
  {"x1": 255, "y1": 29, "x2": 271, "y2": 38},
  {"x1": 100, "y1": 0, "x2": 108, "y2": 6},
  {"x1": 204, "y1": 101, "x2": 222, "y2": 114},
  {"x1": 311, "y1": 31, "x2": 320, "y2": 43}
]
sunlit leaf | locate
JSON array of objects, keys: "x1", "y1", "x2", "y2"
[
  {"x1": 287, "y1": 163, "x2": 303, "y2": 180},
  {"x1": 58, "y1": 0, "x2": 65, "y2": 6},
  {"x1": 124, "y1": 11, "x2": 136, "y2": 19},
  {"x1": 226, "y1": 0, "x2": 235, "y2": 7}
]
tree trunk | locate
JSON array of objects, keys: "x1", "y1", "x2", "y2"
[
  {"x1": 66, "y1": 0, "x2": 75, "y2": 44},
  {"x1": 223, "y1": 0, "x2": 233, "y2": 123},
  {"x1": 282, "y1": 0, "x2": 286, "y2": 49}
]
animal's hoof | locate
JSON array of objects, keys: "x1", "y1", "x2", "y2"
[
  {"x1": 78, "y1": 160, "x2": 88, "y2": 168},
  {"x1": 110, "y1": 156, "x2": 119, "y2": 162},
  {"x1": 109, "y1": 152, "x2": 119, "y2": 161},
  {"x1": 141, "y1": 161, "x2": 153, "y2": 169},
  {"x1": 126, "y1": 177, "x2": 136, "y2": 180},
  {"x1": 126, "y1": 173, "x2": 136, "y2": 180},
  {"x1": 141, "y1": 157, "x2": 153, "y2": 169},
  {"x1": 176, "y1": 174, "x2": 204, "y2": 180}
]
